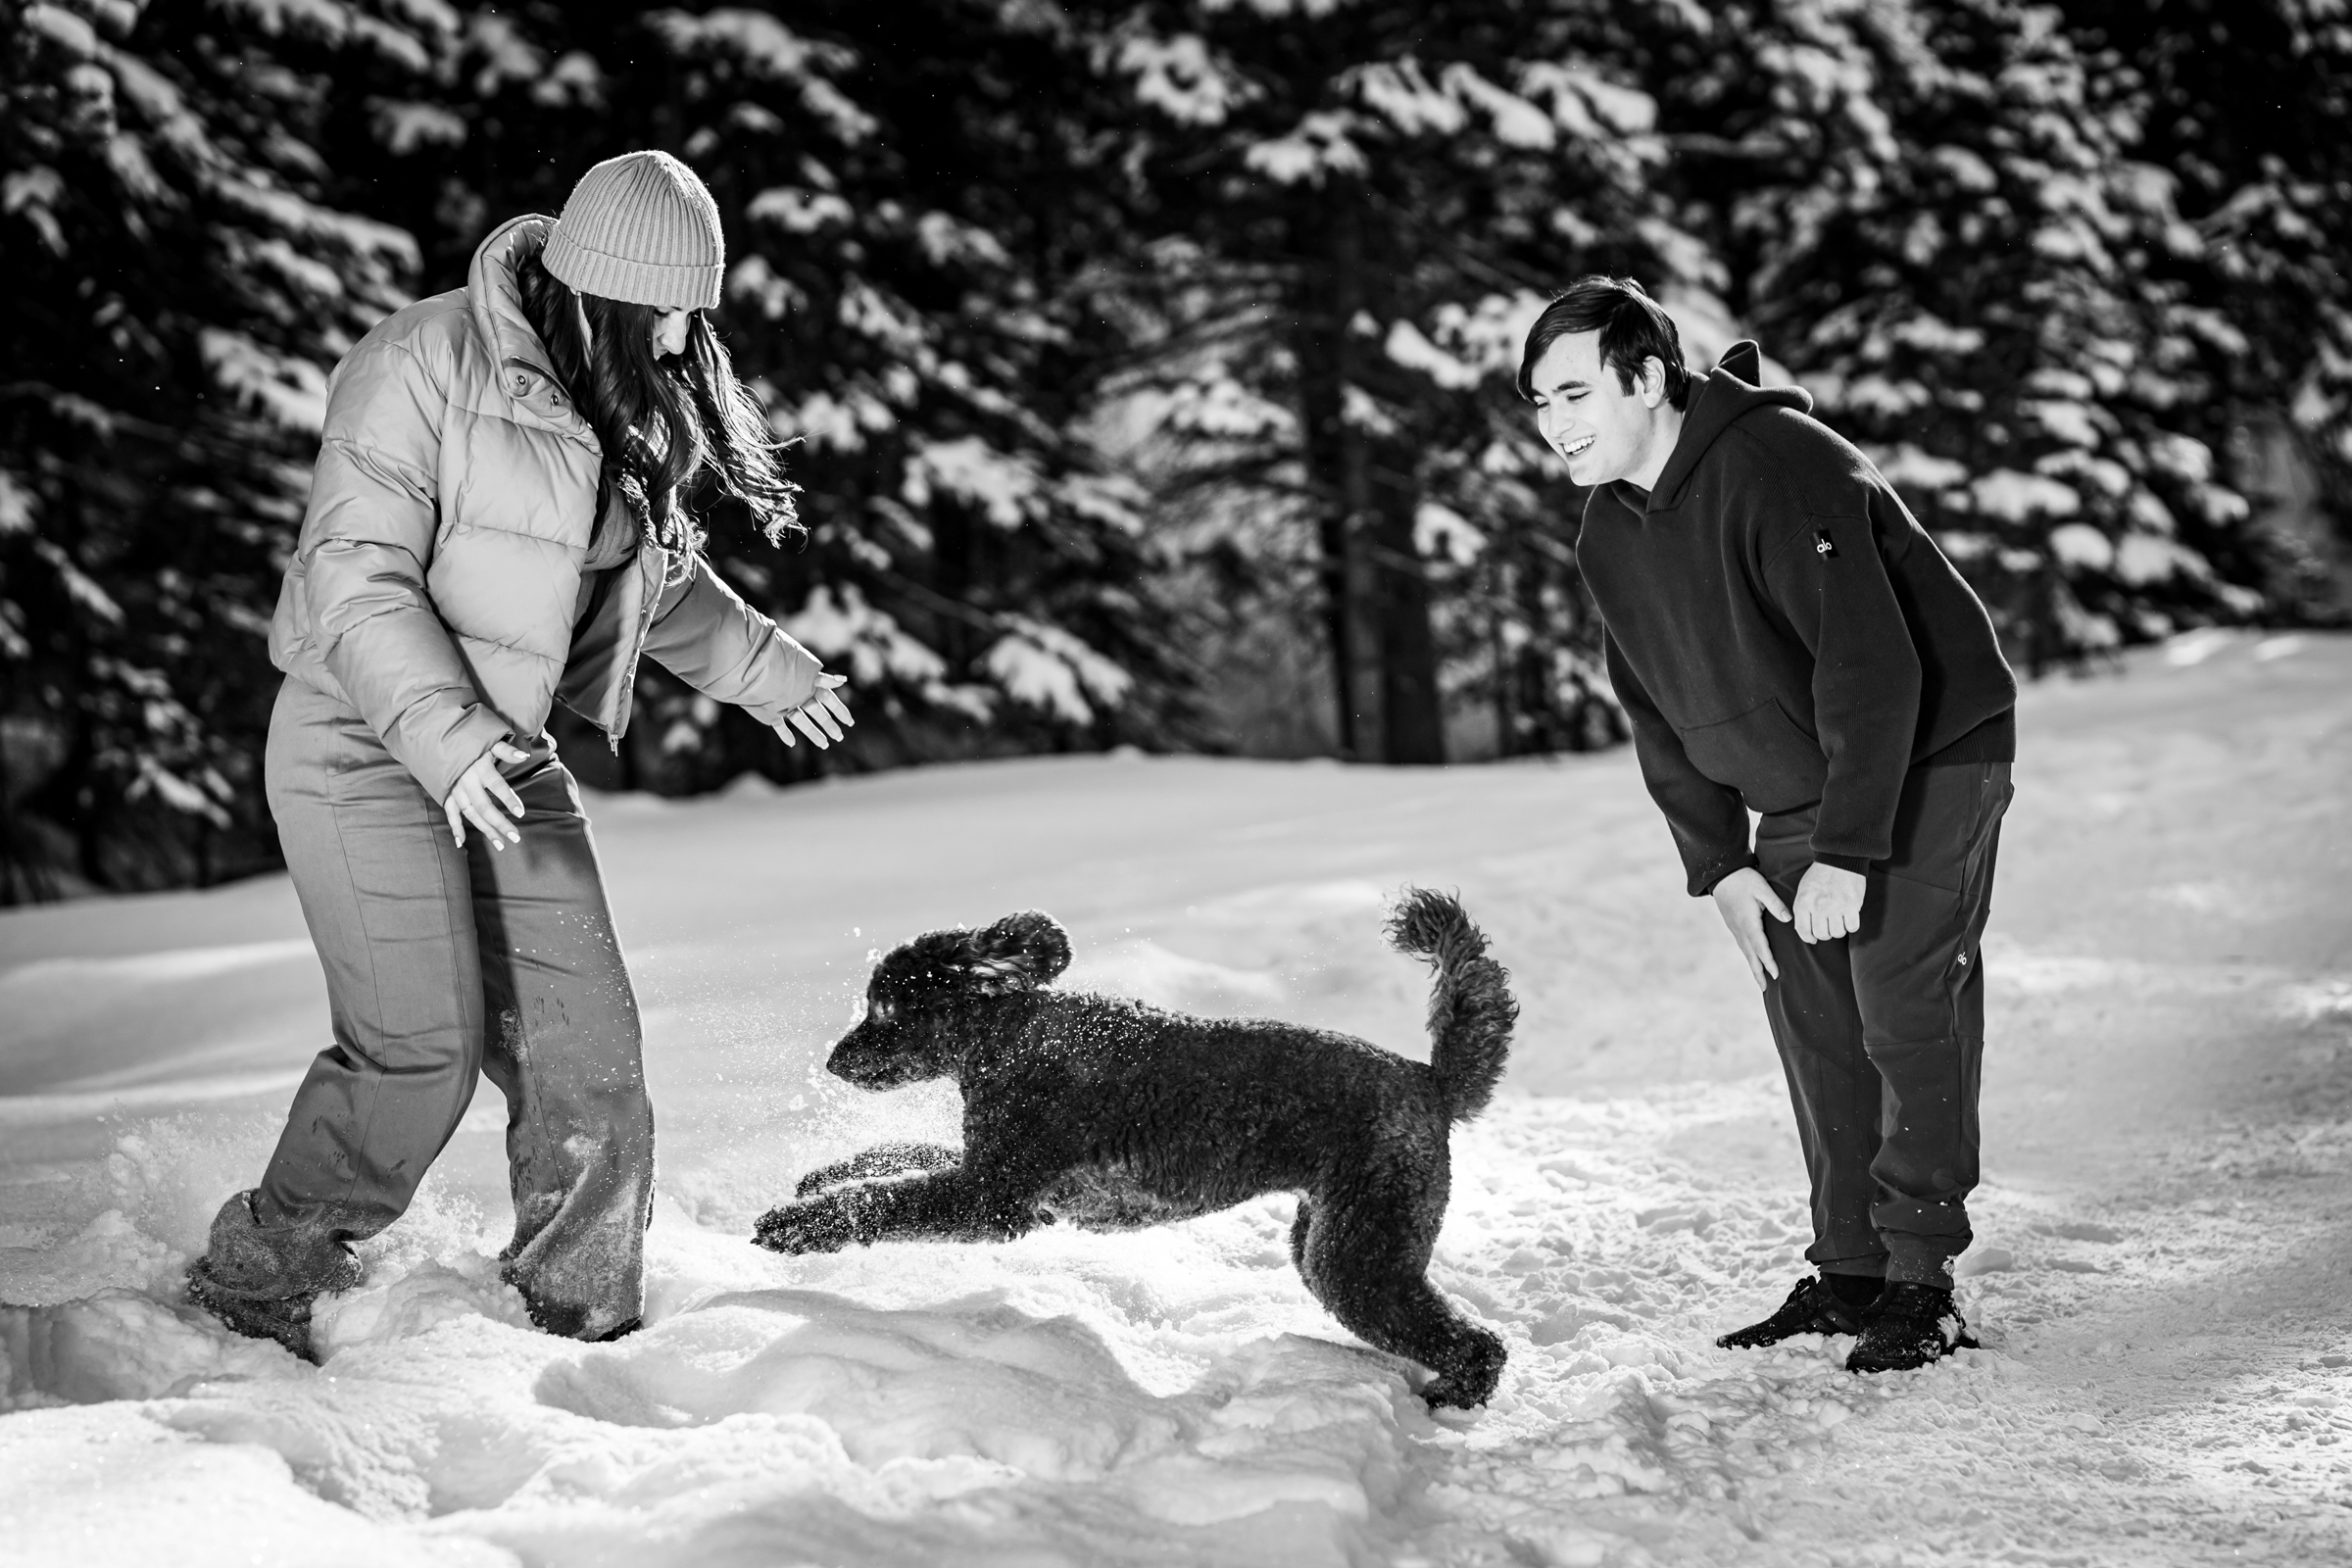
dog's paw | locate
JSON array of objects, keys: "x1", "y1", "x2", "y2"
[
  {"x1": 752, "y1": 1200, "x2": 852, "y2": 1254},
  {"x1": 1419, "y1": 1373, "x2": 1492, "y2": 1411},
  {"x1": 1421, "y1": 1331, "x2": 1507, "y2": 1410},
  {"x1": 795, "y1": 1143, "x2": 963, "y2": 1200}
]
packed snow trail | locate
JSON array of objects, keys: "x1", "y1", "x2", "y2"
[{"x1": 2, "y1": 630, "x2": 2347, "y2": 1566}]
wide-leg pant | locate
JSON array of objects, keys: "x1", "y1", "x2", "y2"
[
  {"x1": 1755, "y1": 760, "x2": 2011, "y2": 1288},
  {"x1": 235, "y1": 676, "x2": 653, "y2": 1337}
]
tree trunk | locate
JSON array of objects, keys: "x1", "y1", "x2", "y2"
[
  {"x1": 1295, "y1": 199, "x2": 1378, "y2": 760},
  {"x1": 1367, "y1": 475, "x2": 1444, "y2": 763},
  {"x1": 1337, "y1": 455, "x2": 1389, "y2": 765},
  {"x1": 1313, "y1": 505, "x2": 1366, "y2": 760},
  {"x1": 1293, "y1": 195, "x2": 1445, "y2": 764}
]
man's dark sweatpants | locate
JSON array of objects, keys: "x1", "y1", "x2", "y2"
[
  {"x1": 236, "y1": 676, "x2": 654, "y2": 1336},
  {"x1": 1755, "y1": 759, "x2": 2011, "y2": 1289}
]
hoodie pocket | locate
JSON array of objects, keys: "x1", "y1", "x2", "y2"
[{"x1": 1676, "y1": 699, "x2": 1828, "y2": 813}]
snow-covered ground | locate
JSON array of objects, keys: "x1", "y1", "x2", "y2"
[{"x1": 3, "y1": 627, "x2": 2348, "y2": 1567}]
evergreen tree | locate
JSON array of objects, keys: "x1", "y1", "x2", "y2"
[
  {"x1": 1079, "y1": 0, "x2": 1673, "y2": 761},
  {"x1": 0, "y1": 0, "x2": 432, "y2": 899},
  {"x1": 1661, "y1": 0, "x2": 2284, "y2": 671},
  {"x1": 651, "y1": 3, "x2": 1188, "y2": 780},
  {"x1": 318, "y1": 2, "x2": 1191, "y2": 793},
  {"x1": 2060, "y1": 0, "x2": 2352, "y2": 617},
  {"x1": 5, "y1": 0, "x2": 2331, "y2": 900}
]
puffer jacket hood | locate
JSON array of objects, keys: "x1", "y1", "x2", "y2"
[{"x1": 270, "y1": 216, "x2": 823, "y2": 802}]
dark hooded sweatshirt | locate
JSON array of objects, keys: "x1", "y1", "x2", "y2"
[{"x1": 1581, "y1": 342, "x2": 2016, "y2": 898}]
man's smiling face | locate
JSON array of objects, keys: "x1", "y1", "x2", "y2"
[{"x1": 1528, "y1": 329, "x2": 1673, "y2": 489}]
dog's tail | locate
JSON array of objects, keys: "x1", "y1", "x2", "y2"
[{"x1": 1386, "y1": 888, "x2": 1517, "y2": 1122}]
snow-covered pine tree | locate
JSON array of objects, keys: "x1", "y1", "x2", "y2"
[
  {"x1": 1664, "y1": 0, "x2": 2275, "y2": 671},
  {"x1": 651, "y1": 4, "x2": 1190, "y2": 777},
  {"x1": 325, "y1": 3, "x2": 1191, "y2": 791},
  {"x1": 0, "y1": 0, "x2": 429, "y2": 899},
  {"x1": 1080, "y1": 1, "x2": 1674, "y2": 761},
  {"x1": 2059, "y1": 0, "x2": 2352, "y2": 617}
]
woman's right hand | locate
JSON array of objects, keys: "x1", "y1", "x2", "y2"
[
  {"x1": 444, "y1": 742, "x2": 531, "y2": 850},
  {"x1": 772, "y1": 672, "x2": 855, "y2": 750}
]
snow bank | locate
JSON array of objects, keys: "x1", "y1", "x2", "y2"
[
  {"x1": 4, "y1": 632, "x2": 2351, "y2": 1564},
  {"x1": 1, "y1": 1290, "x2": 298, "y2": 1405},
  {"x1": 23, "y1": 1077, "x2": 2325, "y2": 1565},
  {"x1": 0, "y1": 1088, "x2": 1840, "y2": 1565}
]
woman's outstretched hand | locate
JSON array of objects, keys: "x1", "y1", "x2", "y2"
[
  {"x1": 772, "y1": 672, "x2": 855, "y2": 750},
  {"x1": 444, "y1": 741, "x2": 530, "y2": 850}
]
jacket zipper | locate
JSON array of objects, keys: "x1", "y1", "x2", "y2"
[{"x1": 604, "y1": 542, "x2": 669, "y2": 752}]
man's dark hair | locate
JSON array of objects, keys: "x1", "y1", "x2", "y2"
[{"x1": 1515, "y1": 275, "x2": 1691, "y2": 410}]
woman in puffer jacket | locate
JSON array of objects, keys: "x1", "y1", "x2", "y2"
[{"x1": 186, "y1": 152, "x2": 850, "y2": 1356}]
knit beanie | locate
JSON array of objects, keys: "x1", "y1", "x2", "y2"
[{"x1": 541, "y1": 150, "x2": 724, "y2": 311}]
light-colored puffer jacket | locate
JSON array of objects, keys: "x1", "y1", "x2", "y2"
[{"x1": 270, "y1": 215, "x2": 823, "y2": 804}]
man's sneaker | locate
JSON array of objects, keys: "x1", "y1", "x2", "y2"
[
  {"x1": 1716, "y1": 1274, "x2": 1875, "y2": 1349},
  {"x1": 184, "y1": 1259, "x2": 335, "y2": 1363},
  {"x1": 1844, "y1": 1282, "x2": 1980, "y2": 1373}
]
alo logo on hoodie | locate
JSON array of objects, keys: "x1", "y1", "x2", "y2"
[{"x1": 1814, "y1": 527, "x2": 1838, "y2": 560}]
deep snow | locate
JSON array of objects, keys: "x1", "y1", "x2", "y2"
[{"x1": 2, "y1": 627, "x2": 2348, "y2": 1567}]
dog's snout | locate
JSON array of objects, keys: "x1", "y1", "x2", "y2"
[
  {"x1": 824, "y1": 1035, "x2": 865, "y2": 1083},
  {"x1": 825, "y1": 1024, "x2": 895, "y2": 1089}
]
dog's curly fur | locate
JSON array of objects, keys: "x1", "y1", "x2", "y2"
[{"x1": 753, "y1": 888, "x2": 1518, "y2": 1408}]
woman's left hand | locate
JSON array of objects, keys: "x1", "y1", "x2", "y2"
[{"x1": 772, "y1": 672, "x2": 855, "y2": 750}]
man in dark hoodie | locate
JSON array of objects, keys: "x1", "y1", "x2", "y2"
[{"x1": 1520, "y1": 276, "x2": 2018, "y2": 1373}]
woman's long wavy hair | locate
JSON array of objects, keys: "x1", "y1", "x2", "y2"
[{"x1": 515, "y1": 246, "x2": 799, "y2": 572}]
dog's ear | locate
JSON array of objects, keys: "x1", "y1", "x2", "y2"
[
  {"x1": 895, "y1": 929, "x2": 980, "y2": 989},
  {"x1": 961, "y1": 910, "x2": 1071, "y2": 992}
]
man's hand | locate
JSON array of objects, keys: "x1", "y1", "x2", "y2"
[
  {"x1": 1711, "y1": 867, "x2": 1791, "y2": 991},
  {"x1": 772, "y1": 672, "x2": 855, "y2": 750},
  {"x1": 1792, "y1": 861, "x2": 1867, "y2": 945},
  {"x1": 444, "y1": 741, "x2": 530, "y2": 851}
]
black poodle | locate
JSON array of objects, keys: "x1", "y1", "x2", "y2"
[{"x1": 752, "y1": 888, "x2": 1518, "y2": 1408}]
